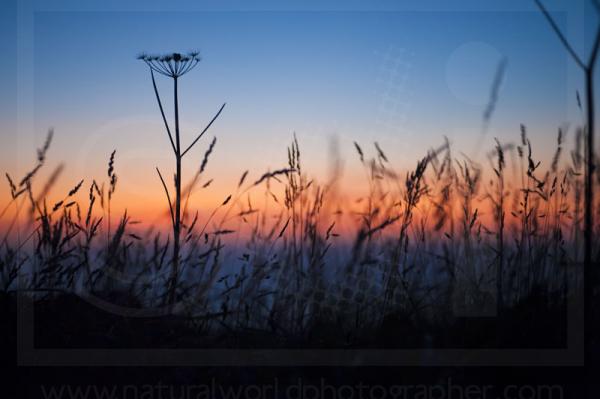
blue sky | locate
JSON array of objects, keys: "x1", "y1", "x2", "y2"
[{"x1": 0, "y1": 0, "x2": 595, "y2": 209}]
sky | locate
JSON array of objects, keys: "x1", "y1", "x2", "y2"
[{"x1": 0, "y1": 0, "x2": 595, "y2": 226}]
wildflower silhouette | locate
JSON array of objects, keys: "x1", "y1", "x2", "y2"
[
  {"x1": 138, "y1": 51, "x2": 226, "y2": 306},
  {"x1": 138, "y1": 52, "x2": 201, "y2": 78}
]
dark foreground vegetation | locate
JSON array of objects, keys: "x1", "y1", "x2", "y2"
[
  {"x1": 6, "y1": 0, "x2": 600, "y2": 393},
  {"x1": 0, "y1": 124, "x2": 595, "y2": 350},
  {"x1": 3, "y1": 55, "x2": 600, "y2": 399}
]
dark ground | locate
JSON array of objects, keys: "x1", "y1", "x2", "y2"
[{"x1": 3, "y1": 291, "x2": 599, "y2": 399}]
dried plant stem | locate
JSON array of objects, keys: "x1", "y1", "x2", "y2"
[
  {"x1": 535, "y1": 0, "x2": 600, "y2": 378},
  {"x1": 170, "y1": 76, "x2": 182, "y2": 306},
  {"x1": 140, "y1": 52, "x2": 225, "y2": 307}
]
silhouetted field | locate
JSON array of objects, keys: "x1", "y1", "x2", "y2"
[{"x1": 1, "y1": 123, "x2": 594, "y2": 350}]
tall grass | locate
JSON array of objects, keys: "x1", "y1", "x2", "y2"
[{"x1": 0, "y1": 119, "x2": 591, "y2": 342}]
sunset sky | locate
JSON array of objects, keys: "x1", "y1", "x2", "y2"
[{"x1": 0, "y1": 0, "x2": 594, "y2": 226}]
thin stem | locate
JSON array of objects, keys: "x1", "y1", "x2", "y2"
[
  {"x1": 156, "y1": 167, "x2": 175, "y2": 228},
  {"x1": 181, "y1": 103, "x2": 226, "y2": 157},
  {"x1": 169, "y1": 76, "x2": 182, "y2": 306},
  {"x1": 589, "y1": 22, "x2": 600, "y2": 70},
  {"x1": 584, "y1": 65, "x2": 595, "y2": 383},
  {"x1": 148, "y1": 60, "x2": 172, "y2": 77},
  {"x1": 534, "y1": 0, "x2": 586, "y2": 70},
  {"x1": 150, "y1": 69, "x2": 177, "y2": 154},
  {"x1": 497, "y1": 159, "x2": 504, "y2": 313}
]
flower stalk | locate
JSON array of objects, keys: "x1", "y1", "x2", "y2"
[{"x1": 138, "y1": 52, "x2": 226, "y2": 306}]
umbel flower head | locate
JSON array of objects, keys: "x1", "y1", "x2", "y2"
[{"x1": 137, "y1": 51, "x2": 201, "y2": 78}]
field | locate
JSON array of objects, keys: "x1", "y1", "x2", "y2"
[
  {"x1": 4, "y1": 7, "x2": 600, "y2": 393},
  {"x1": 1, "y1": 120, "x2": 592, "y2": 349}
]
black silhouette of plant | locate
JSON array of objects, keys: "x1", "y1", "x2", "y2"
[
  {"x1": 534, "y1": 0, "x2": 600, "y2": 370},
  {"x1": 138, "y1": 51, "x2": 226, "y2": 306}
]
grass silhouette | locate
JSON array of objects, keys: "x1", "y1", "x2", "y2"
[
  {"x1": 0, "y1": 118, "x2": 591, "y2": 348},
  {"x1": 0, "y1": 42, "x2": 597, "y2": 349}
]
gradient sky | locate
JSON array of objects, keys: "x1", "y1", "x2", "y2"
[{"x1": 0, "y1": 0, "x2": 596, "y2": 224}]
